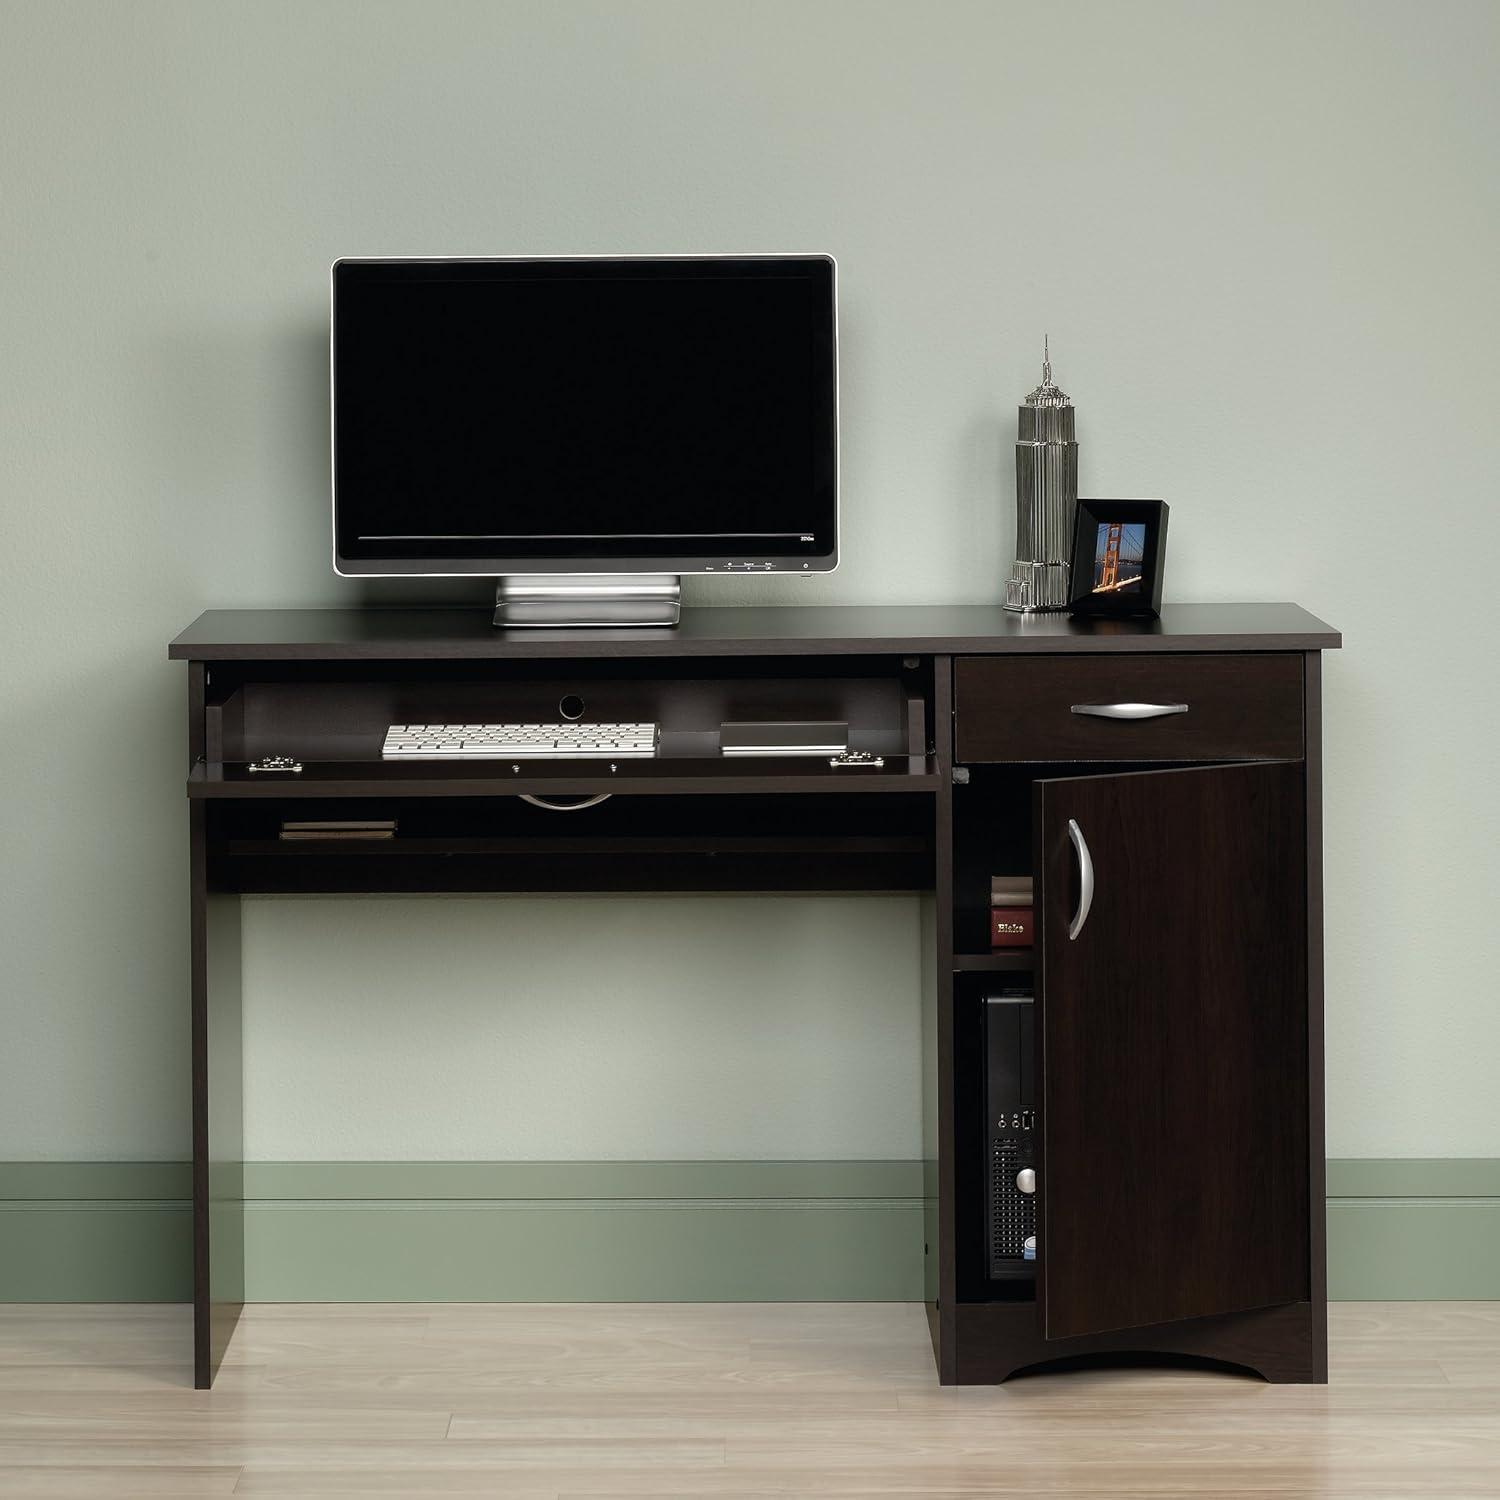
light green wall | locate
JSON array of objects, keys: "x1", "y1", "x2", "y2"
[
  {"x1": 2, "y1": 0, "x2": 1498, "y2": 1179},
  {"x1": 240, "y1": 895, "x2": 921, "y2": 1161}
]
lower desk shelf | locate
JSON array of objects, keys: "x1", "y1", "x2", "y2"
[
  {"x1": 207, "y1": 793, "x2": 937, "y2": 895},
  {"x1": 953, "y1": 951, "x2": 1034, "y2": 972},
  {"x1": 227, "y1": 834, "x2": 929, "y2": 857}
]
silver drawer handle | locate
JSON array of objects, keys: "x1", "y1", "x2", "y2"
[
  {"x1": 1067, "y1": 818, "x2": 1094, "y2": 942},
  {"x1": 518, "y1": 793, "x2": 613, "y2": 812},
  {"x1": 1070, "y1": 702, "x2": 1189, "y2": 720}
]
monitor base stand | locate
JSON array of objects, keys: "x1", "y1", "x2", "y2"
[{"x1": 493, "y1": 575, "x2": 682, "y2": 628}]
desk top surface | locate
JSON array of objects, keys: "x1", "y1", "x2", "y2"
[{"x1": 169, "y1": 602, "x2": 1340, "y2": 661}]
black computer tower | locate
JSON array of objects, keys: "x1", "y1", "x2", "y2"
[{"x1": 983, "y1": 991, "x2": 1036, "y2": 1278}]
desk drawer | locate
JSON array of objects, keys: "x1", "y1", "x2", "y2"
[{"x1": 954, "y1": 654, "x2": 1303, "y2": 762}]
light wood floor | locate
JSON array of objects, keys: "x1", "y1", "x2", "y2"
[{"x1": 1, "y1": 1303, "x2": 1499, "y2": 1496}]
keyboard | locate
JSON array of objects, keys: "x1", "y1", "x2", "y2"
[{"x1": 382, "y1": 722, "x2": 659, "y2": 759}]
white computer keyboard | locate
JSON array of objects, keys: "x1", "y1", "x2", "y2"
[{"x1": 382, "y1": 722, "x2": 659, "y2": 759}]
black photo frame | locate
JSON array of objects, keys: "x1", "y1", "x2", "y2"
[{"x1": 1067, "y1": 499, "x2": 1169, "y2": 618}]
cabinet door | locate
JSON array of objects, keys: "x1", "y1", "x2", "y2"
[{"x1": 1035, "y1": 762, "x2": 1308, "y2": 1341}]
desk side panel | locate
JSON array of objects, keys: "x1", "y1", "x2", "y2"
[
  {"x1": 190, "y1": 665, "x2": 244, "y2": 1389},
  {"x1": 925, "y1": 656, "x2": 956, "y2": 1379},
  {"x1": 1305, "y1": 651, "x2": 1329, "y2": 1381}
]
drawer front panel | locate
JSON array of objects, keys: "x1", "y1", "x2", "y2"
[{"x1": 954, "y1": 654, "x2": 1303, "y2": 762}]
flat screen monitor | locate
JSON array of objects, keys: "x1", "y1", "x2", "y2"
[{"x1": 331, "y1": 255, "x2": 838, "y2": 577}]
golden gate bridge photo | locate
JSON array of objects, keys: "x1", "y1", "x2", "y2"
[{"x1": 1090, "y1": 521, "x2": 1146, "y2": 594}]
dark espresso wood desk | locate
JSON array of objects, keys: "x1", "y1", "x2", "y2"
[{"x1": 170, "y1": 602, "x2": 1340, "y2": 1389}]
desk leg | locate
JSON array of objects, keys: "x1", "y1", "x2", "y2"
[
  {"x1": 191, "y1": 802, "x2": 243, "y2": 1389},
  {"x1": 925, "y1": 654, "x2": 955, "y2": 1381}
]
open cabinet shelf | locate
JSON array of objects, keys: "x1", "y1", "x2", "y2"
[{"x1": 953, "y1": 951, "x2": 1033, "y2": 972}]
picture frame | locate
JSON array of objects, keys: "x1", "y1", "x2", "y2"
[{"x1": 1067, "y1": 499, "x2": 1169, "y2": 618}]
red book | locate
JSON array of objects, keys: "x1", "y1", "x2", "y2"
[{"x1": 991, "y1": 906, "x2": 1034, "y2": 948}]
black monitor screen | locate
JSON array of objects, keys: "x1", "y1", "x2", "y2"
[{"x1": 332, "y1": 257, "x2": 837, "y2": 573}]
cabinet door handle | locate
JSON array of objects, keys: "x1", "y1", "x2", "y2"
[
  {"x1": 1070, "y1": 701, "x2": 1188, "y2": 720},
  {"x1": 518, "y1": 793, "x2": 613, "y2": 812},
  {"x1": 1067, "y1": 817, "x2": 1094, "y2": 942}
]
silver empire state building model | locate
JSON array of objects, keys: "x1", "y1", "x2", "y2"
[{"x1": 1004, "y1": 339, "x2": 1078, "y2": 612}]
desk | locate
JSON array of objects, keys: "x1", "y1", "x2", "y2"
[{"x1": 170, "y1": 602, "x2": 1340, "y2": 1389}]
